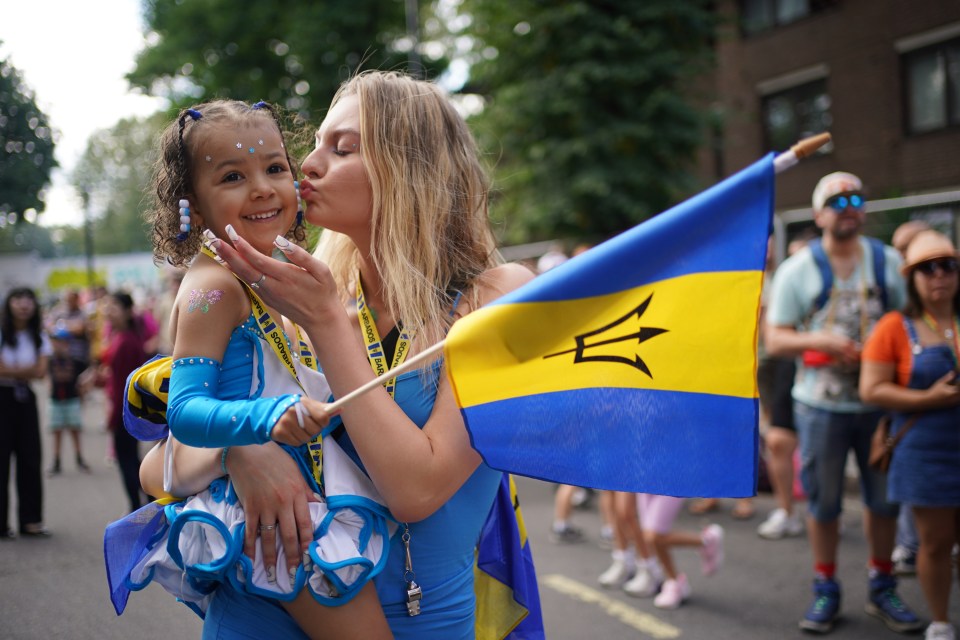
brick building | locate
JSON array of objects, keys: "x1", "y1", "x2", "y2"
[{"x1": 702, "y1": 0, "x2": 960, "y2": 254}]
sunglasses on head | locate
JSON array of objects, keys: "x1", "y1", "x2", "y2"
[
  {"x1": 825, "y1": 193, "x2": 865, "y2": 212},
  {"x1": 915, "y1": 258, "x2": 960, "y2": 276}
]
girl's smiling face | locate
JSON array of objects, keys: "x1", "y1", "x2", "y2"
[{"x1": 188, "y1": 121, "x2": 299, "y2": 257}]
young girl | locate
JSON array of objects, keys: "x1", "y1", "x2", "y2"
[
  {"x1": 103, "y1": 100, "x2": 391, "y2": 639},
  {"x1": 638, "y1": 494, "x2": 724, "y2": 609}
]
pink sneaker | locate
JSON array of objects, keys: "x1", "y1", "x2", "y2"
[
  {"x1": 700, "y1": 524, "x2": 724, "y2": 576},
  {"x1": 653, "y1": 573, "x2": 691, "y2": 609}
]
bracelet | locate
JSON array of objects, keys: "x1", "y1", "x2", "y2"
[{"x1": 220, "y1": 447, "x2": 230, "y2": 475}]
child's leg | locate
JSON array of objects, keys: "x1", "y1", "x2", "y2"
[
  {"x1": 639, "y1": 495, "x2": 686, "y2": 579},
  {"x1": 282, "y1": 582, "x2": 391, "y2": 640},
  {"x1": 616, "y1": 492, "x2": 651, "y2": 559},
  {"x1": 52, "y1": 430, "x2": 62, "y2": 461}
]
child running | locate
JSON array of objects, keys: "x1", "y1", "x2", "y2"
[
  {"x1": 637, "y1": 494, "x2": 724, "y2": 609},
  {"x1": 103, "y1": 99, "x2": 391, "y2": 639}
]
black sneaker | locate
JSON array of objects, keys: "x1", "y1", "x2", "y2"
[
  {"x1": 46, "y1": 460, "x2": 61, "y2": 477},
  {"x1": 549, "y1": 524, "x2": 585, "y2": 544},
  {"x1": 77, "y1": 457, "x2": 91, "y2": 473}
]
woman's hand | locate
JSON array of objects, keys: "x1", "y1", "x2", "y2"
[
  {"x1": 203, "y1": 228, "x2": 341, "y2": 330},
  {"x1": 923, "y1": 371, "x2": 960, "y2": 409},
  {"x1": 225, "y1": 443, "x2": 321, "y2": 578},
  {"x1": 270, "y1": 398, "x2": 335, "y2": 446}
]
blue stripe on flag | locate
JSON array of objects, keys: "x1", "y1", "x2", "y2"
[{"x1": 462, "y1": 387, "x2": 759, "y2": 497}]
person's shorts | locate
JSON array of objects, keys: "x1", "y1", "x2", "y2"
[
  {"x1": 636, "y1": 494, "x2": 685, "y2": 534},
  {"x1": 794, "y1": 401, "x2": 898, "y2": 522},
  {"x1": 48, "y1": 398, "x2": 82, "y2": 431},
  {"x1": 757, "y1": 356, "x2": 795, "y2": 431}
]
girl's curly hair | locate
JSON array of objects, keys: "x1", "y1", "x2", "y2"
[{"x1": 148, "y1": 100, "x2": 306, "y2": 267}]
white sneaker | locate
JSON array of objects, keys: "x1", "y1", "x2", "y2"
[
  {"x1": 654, "y1": 574, "x2": 691, "y2": 609},
  {"x1": 598, "y1": 557, "x2": 634, "y2": 588},
  {"x1": 757, "y1": 508, "x2": 804, "y2": 540},
  {"x1": 624, "y1": 560, "x2": 664, "y2": 597},
  {"x1": 926, "y1": 622, "x2": 957, "y2": 640}
]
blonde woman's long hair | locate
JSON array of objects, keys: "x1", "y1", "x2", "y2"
[{"x1": 314, "y1": 71, "x2": 501, "y2": 351}]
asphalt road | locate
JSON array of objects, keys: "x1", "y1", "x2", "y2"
[{"x1": 0, "y1": 386, "x2": 956, "y2": 639}]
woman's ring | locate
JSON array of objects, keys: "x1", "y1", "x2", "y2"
[
  {"x1": 249, "y1": 273, "x2": 266, "y2": 290},
  {"x1": 258, "y1": 523, "x2": 277, "y2": 532}
]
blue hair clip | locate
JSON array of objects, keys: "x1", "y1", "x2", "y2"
[
  {"x1": 251, "y1": 101, "x2": 268, "y2": 110},
  {"x1": 186, "y1": 109, "x2": 202, "y2": 121}
]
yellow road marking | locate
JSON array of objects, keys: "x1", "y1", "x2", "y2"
[{"x1": 542, "y1": 574, "x2": 681, "y2": 638}]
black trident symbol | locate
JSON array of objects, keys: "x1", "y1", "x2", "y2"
[{"x1": 543, "y1": 293, "x2": 668, "y2": 378}]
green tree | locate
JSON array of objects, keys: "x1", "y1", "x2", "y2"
[
  {"x1": 462, "y1": 1, "x2": 716, "y2": 244},
  {"x1": 71, "y1": 114, "x2": 165, "y2": 255},
  {"x1": 128, "y1": 0, "x2": 446, "y2": 120},
  {"x1": 0, "y1": 52, "x2": 57, "y2": 223}
]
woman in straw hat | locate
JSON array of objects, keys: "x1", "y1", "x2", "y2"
[{"x1": 861, "y1": 230, "x2": 960, "y2": 640}]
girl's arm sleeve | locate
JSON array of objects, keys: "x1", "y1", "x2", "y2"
[{"x1": 166, "y1": 357, "x2": 299, "y2": 447}]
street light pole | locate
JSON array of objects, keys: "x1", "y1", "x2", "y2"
[{"x1": 80, "y1": 185, "x2": 95, "y2": 289}]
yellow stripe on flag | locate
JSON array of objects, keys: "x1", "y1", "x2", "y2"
[{"x1": 446, "y1": 270, "x2": 761, "y2": 408}]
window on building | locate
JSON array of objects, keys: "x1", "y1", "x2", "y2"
[
  {"x1": 761, "y1": 79, "x2": 833, "y2": 152},
  {"x1": 903, "y1": 37, "x2": 960, "y2": 134},
  {"x1": 740, "y1": 0, "x2": 838, "y2": 37}
]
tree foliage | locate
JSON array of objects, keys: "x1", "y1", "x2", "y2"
[
  {"x1": 70, "y1": 114, "x2": 165, "y2": 255},
  {"x1": 128, "y1": 0, "x2": 445, "y2": 120},
  {"x1": 0, "y1": 52, "x2": 57, "y2": 222},
  {"x1": 462, "y1": 1, "x2": 716, "y2": 244}
]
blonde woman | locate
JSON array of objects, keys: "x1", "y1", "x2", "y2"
[{"x1": 145, "y1": 71, "x2": 534, "y2": 638}]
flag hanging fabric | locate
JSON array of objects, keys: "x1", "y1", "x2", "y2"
[
  {"x1": 474, "y1": 474, "x2": 544, "y2": 640},
  {"x1": 445, "y1": 154, "x2": 775, "y2": 497}
]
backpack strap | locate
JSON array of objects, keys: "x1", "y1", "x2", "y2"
[
  {"x1": 809, "y1": 237, "x2": 888, "y2": 312},
  {"x1": 866, "y1": 236, "x2": 889, "y2": 310},
  {"x1": 809, "y1": 238, "x2": 832, "y2": 312}
]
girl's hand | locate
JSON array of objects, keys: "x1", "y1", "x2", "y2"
[
  {"x1": 270, "y1": 398, "x2": 335, "y2": 446},
  {"x1": 204, "y1": 228, "x2": 342, "y2": 330},
  {"x1": 225, "y1": 444, "x2": 322, "y2": 577}
]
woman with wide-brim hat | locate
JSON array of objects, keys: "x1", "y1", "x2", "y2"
[{"x1": 861, "y1": 230, "x2": 960, "y2": 640}]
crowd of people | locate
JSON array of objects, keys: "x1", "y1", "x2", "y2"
[
  {"x1": 1, "y1": 70, "x2": 957, "y2": 640},
  {"x1": 0, "y1": 277, "x2": 184, "y2": 539},
  {"x1": 540, "y1": 172, "x2": 959, "y2": 639}
]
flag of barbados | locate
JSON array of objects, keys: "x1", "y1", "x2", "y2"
[{"x1": 444, "y1": 155, "x2": 775, "y2": 498}]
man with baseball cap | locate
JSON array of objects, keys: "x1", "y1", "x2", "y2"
[{"x1": 765, "y1": 172, "x2": 923, "y2": 634}]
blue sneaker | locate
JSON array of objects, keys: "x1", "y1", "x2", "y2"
[
  {"x1": 799, "y1": 577, "x2": 841, "y2": 633},
  {"x1": 865, "y1": 573, "x2": 925, "y2": 633}
]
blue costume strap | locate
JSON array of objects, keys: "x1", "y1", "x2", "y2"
[{"x1": 167, "y1": 356, "x2": 300, "y2": 447}]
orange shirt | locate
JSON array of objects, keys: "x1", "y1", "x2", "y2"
[{"x1": 862, "y1": 311, "x2": 914, "y2": 388}]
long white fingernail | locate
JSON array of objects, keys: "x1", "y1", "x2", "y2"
[
  {"x1": 274, "y1": 235, "x2": 293, "y2": 252},
  {"x1": 225, "y1": 224, "x2": 239, "y2": 241}
]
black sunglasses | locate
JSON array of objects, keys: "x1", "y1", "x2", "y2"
[{"x1": 915, "y1": 258, "x2": 960, "y2": 276}]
